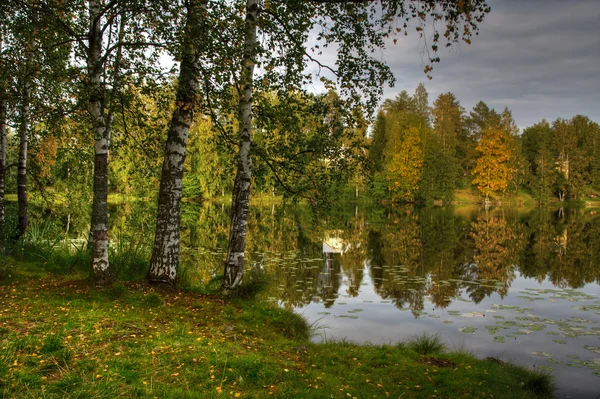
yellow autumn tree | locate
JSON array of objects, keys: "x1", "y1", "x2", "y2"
[
  {"x1": 472, "y1": 126, "x2": 514, "y2": 199},
  {"x1": 386, "y1": 126, "x2": 423, "y2": 201}
]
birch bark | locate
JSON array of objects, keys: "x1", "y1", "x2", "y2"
[
  {"x1": 0, "y1": 38, "x2": 6, "y2": 244},
  {"x1": 88, "y1": 0, "x2": 111, "y2": 285},
  {"x1": 15, "y1": 7, "x2": 39, "y2": 239},
  {"x1": 148, "y1": 0, "x2": 204, "y2": 284},
  {"x1": 222, "y1": 0, "x2": 258, "y2": 294},
  {"x1": 17, "y1": 81, "x2": 29, "y2": 237}
]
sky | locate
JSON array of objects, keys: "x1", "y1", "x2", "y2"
[{"x1": 372, "y1": 0, "x2": 600, "y2": 131}]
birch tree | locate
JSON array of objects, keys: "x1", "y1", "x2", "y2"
[
  {"x1": 221, "y1": 0, "x2": 491, "y2": 293},
  {"x1": 17, "y1": 20, "x2": 34, "y2": 238},
  {"x1": 84, "y1": 0, "x2": 118, "y2": 283},
  {"x1": 0, "y1": 33, "x2": 6, "y2": 244},
  {"x1": 142, "y1": 0, "x2": 490, "y2": 290},
  {"x1": 58, "y1": 0, "x2": 162, "y2": 285},
  {"x1": 148, "y1": 0, "x2": 208, "y2": 284},
  {"x1": 222, "y1": 0, "x2": 258, "y2": 293},
  {"x1": 7, "y1": 3, "x2": 39, "y2": 238},
  {"x1": 2, "y1": 1, "x2": 75, "y2": 241}
]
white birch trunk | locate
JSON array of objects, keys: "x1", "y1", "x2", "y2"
[
  {"x1": 0, "y1": 38, "x2": 6, "y2": 243},
  {"x1": 148, "y1": 0, "x2": 204, "y2": 285},
  {"x1": 88, "y1": 0, "x2": 111, "y2": 285},
  {"x1": 16, "y1": 10, "x2": 37, "y2": 238},
  {"x1": 223, "y1": 0, "x2": 258, "y2": 294},
  {"x1": 17, "y1": 82, "x2": 29, "y2": 237}
]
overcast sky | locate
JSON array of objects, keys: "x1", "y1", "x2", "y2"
[{"x1": 372, "y1": 0, "x2": 600, "y2": 130}]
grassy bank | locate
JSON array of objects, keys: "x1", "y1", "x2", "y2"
[
  {"x1": 453, "y1": 189, "x2": 537, "y2": 208},
  {"x1": 0, "y1": 262, "x2": 553, "y2": 398}
]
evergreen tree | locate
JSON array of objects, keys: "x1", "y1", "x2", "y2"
[
  {"x1": 413, "y1": 83, "x2": 431, "y2": 128},
  {"x1": 369, "y1": 110, "x2": 387, "y2": 174},
  {"x1": 421, "y1": 92, "x2": 464, "y2": 201},
  {"x1": 530, "y1": 145, "x2": 556, "y2": 204}
]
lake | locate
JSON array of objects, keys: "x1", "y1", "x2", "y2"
[{"x1": 105, "y1": 201, "x2": 600, "y2": 397}]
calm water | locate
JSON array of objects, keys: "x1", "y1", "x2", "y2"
[{"x1": 114, "y1": 202, "x2": 600, "y2": 397}]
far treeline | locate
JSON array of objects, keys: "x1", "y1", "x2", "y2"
[
  {"x1": 4, "y1": 0, "x2": 596, "y2": 292},
  {"x1": 370, "y1": 86, "x2": 600, "y2": 204}
]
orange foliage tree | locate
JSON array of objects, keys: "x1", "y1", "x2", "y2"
[{"x1": 472, "y1": 126, "x2": 514, "y2": 199}]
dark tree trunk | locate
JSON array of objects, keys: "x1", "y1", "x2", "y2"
[
  {"x1": 148, "y1": 0, "x2": 204, "y2": 285},
  {"x1": 223, "y1": 0, "x2": 258, "y2": 294}
]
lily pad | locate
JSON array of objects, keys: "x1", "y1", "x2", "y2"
[
  {"x1": 567, "y1": 362, "x2": 584, "y2": 368},
  {"x1": 461, "y1": 312, "x2": 485, "y2": 318},
  {"x1": 584, "y1": 346, "x2": 600, "y2": 354},
  {"x1": 537, "y1": 365, "x2": 555, "y2": 371},
  {"x1": 531, "y1": 351, "x2": 552, "y2": 358},
  {"x1": 460, "y1": 327, "x2": 477, "y2": 334}
]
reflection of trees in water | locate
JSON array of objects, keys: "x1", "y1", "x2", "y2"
[
  {"x1": 369, "y1": 210, "x2": 426, "y2": 316},
  {"x1": 468, "y1": 213, "x2": 522, "y2": 301},
  {"x1": 112, "y1": 201, "x2": 599, "y2": 306},
  {"x1": 546, "y1": 210, "x2": 600, "y2": 288},
  {"x1": 420, "y1": 209, "x2": 468, "y2": 309},
  {"x1": 520, "y1": 209, "x2": 600, "y2": 288}
]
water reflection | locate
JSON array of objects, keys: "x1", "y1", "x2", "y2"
[
  {"x1": 101, "y1": 202, "x2": 599, "y2": 311},
  {"x1": 231, "y1": 206, "x2": 600, "y2": 315},
  {"x1": 100, "y1": 201, "x2": 599, "y2": 396}
]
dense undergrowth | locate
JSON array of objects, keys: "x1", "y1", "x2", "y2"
[{"x1": 0, "y1": 258, "x2": 555, "y2": 399}]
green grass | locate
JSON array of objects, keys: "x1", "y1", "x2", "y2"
[
  {"x1": 454, "y1": 188, "x2": 482, "y2": 204},
  {"x1": 0, "y1": 262, "x2": 555, "y2": 398},
  {"x1": 407, "y1": 332, "x2": 447, "y2": 355},
  {"x1": 453, "y1": 188, "x2": 537, "y2": 208}
]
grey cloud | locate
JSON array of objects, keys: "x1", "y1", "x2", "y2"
[{"x1": 377, "y1": 0, "x2": 600, "y2": 128}]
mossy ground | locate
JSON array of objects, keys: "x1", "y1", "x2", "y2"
[{"x1": 0, "y1": 262, "x2": 553, "y2": 398}]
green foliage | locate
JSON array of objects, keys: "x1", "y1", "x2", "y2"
[
  {"x1": 521, "y1": 368, "x2": 554, "y2": 397},
  {"x1": 419, "y1": 132, "x2": 458, "y2": 203},
  {"x1": 520, "y1": 115, "x2": 600, "y2": 203},
  {"x1": 109, "y1": 230, "x2": 152, "y2": 281},
  {"x1": 369, "y1": 111, "x2": 387, "y2": 173},
  {"x1": 407, "y1": 332, "x2": 447, "y2": 355},
  {"x1": 0, "y1": 264, "x2": 554, "y2": 399}
]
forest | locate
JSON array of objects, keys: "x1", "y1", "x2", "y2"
[
  {"x1": 3, "y1": 1, "x2": 598, "y2": 397},
  {"x1": 0, "y1": 0, "x2": 597, "y2": 294}
]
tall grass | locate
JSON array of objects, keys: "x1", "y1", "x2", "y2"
[
  {"x1": 6, "y1": 219, "x2": 153, "y2": 281},
  {"x1": 109, "y1": 230, "x2": 151, "y2": 281},
  {"x1": 407, "y1": 332, "x2": 447, "y2": 355},
  {"x1": 10, "y1": 221, "x2": 90, "y2": 274}
]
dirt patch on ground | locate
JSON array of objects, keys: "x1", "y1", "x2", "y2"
[{"x1": 419, "y1": 356, "x2": 457, "y2": 368}]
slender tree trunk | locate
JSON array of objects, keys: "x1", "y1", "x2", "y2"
[
  {"x1": 15, "y1": 8, "x2": 38, "y2": 239},
  {"x1": 17, "y1": 82, "x2": 29, "y2": 237},
  {"x1": 0, "y1": 39, "x2": 6, "y2": 245},
  {"x1": 88, "y1": 0, "x2": 111, "y2": 285},
  {"x1": 148, "y1": 0, "x2": 204, "y2": 284},
  {"x1": 223, "y1": 0, "x2": 258, "y2": 294}
]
